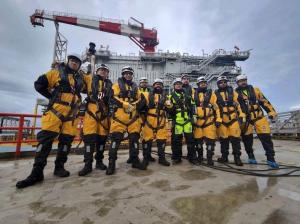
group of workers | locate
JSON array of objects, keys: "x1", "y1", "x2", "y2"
[{"x1": 16, "y1": 53, "x2": 279, "y2": 189}]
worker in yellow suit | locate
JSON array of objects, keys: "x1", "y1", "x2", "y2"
[
  {"x1": 16, "y1": 53, "x2": 84, "y2": 188},
  {"x1": 141, "y1": 78, "x2": 171, "y2": 166},
  {"x1": 106, "y1": 66, "x2": 147, "y2": 175},
  {"x1": 193, "y1": 76, "x2": 222, "y2": 166},
  {"x1": 126, "y1": 77, "x2": 155, "y2": 164},
  {"x1": 215, "y1": 75, "x2": 245, "y2": 166},
  {"x1": 235, "y1": 74, "x2": 279, "y2": 168},
  {"x1": 78, "y1": 63, "x2": 112, "y2": 176}
]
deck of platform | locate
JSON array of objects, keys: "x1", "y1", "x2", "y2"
[{"x1": 0, "y1": 139, "x2": 300, "y2": 224}]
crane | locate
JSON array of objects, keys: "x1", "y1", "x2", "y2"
[{"x1": 30, "y1": 9, "x2": 159, "y2": 53}]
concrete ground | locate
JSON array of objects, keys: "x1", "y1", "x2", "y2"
[{"x1": 0, "y1": 139, "x2": 300, "y2": 224}]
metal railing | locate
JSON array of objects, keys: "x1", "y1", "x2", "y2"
[
  {"x1": 0, "y1": 113, "x2": 83, "y2": 157},
  {"x1": 0, "y1": 113, "x2": 42, "y2": 157}
]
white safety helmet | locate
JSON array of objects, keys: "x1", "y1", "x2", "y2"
[
  {"x1": 173, "y1": 78, "x2": 183, "y2": 85},
  {"x1": 121, "y1": 66, "x2": 134, "y2": 75},
  {"x1": 96, "y1": 63, "x2": 109, "y2": 72},
  {"x1": 139, "y1": 76, "x2": 148, "y2": 83},
  {"x1": 153, "y1": 78, "x2": 164, "y2": 86},
  {"x1": 197, "y1": 76, "x2": 207, "y2": 84},
  {"x1": 236, "y1": 74, "x2": 247, "y2": 82},
  {"x1": 181, "y1": 73, "x2": 189, "y2": 79},
  {"x1": 217, "y1": 75, "x2": 228, "y2": 83},
  {"x1": 67, "y1": 53, "x2": 82, "y2": 64}
]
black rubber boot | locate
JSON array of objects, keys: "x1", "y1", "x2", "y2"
[
  {"x1": 132, "y1": 157, "x2": 147, "y2": 170},
  {"x1": 95, "y1": 160, "x2": 107, "y2": 170},
  {"x1": 142, "y1": 142, "x2": 150, "y2": 166},
  {"x1": 231, "y1": 137, "x2": 243, "y2": 166},
  {"x1": 196, "y1": 143, "x2": 203, "y2": 163},
  {"x1": 95, "y1": 139, "x2": 107, "y2": 170},
  {"x1": 195, "y1": 139, "x2": 204, "y2": 163},
  {"x1": 206, "y1": 144, "x2": 214, "y2": 166},
  {"x1": 157, "y1": 140, "x2": 170, "y2": 166},
  {"x1": 217, "y1": 155, "x2": 228, "y2": 163},
  {"x1": 106, "y1": 159, "x2": 116, "y2": 175},
  {"x1": 234, "y1": 155, "x2": 243, "y2": 166},
  {"x1": 54, "y1": 143, "x2": 70, "y2": 177},
  {"x1": 126, "y1": 157, "x2": 133, "y2": 164},
  {"x1": 16, "y1": 133, "x2": 56, "y2": 188},
  {"x1": 16, "y1": 166, "x2": 44, "y2": 189},
  {"x1": 78, "y1": 144, "x2": 94, "y2": 176},
  {"x1": 172, "y1": 158, "x2": 182, "y2": 164},
  {"x1": 187, "y1": 145, "x2": 200, "y2": 166},
  {"x1": 218, "y1": 138, "x2": 229, "y2": 163}
]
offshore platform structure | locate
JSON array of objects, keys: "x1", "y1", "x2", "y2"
[{"x1": 30, "y1": 9, "x2": 250, "y2": 89}]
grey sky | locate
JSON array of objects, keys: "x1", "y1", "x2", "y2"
[{"x1": 0, "y1": 0, "x2": 299, "y2": 113}]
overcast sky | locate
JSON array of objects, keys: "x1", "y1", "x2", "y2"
[{"x1": 0, "y1": 0, "x2": 299, "y2": 113}]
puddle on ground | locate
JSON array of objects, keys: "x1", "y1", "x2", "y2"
[
  {"x1": 140, "y1": 177, "x2": 150, "y2": 184},
  {"x1": 149, "y1": 179, "x2": 191, "y2": 191},
  {"x1": 179, "y1": 169, "x2": 215, "y2": 181},
  {"x1": 262, "y1": 209, "x2": 289, "y2": 224},
  {"x1": 94, "y1": 186, "x2": 129, "y2": 217},
  {"x1": 103, "y1": 178, "x2": 116, "y2": 187},
  {"x1": 171, "y1": 179, "x2": 262, "y2": 224},
  {"x1": 29, "y1": 201, "x2": 75, "y2": 220},
  {"x1": 61, "y1": 178, "x2": 86, "y2": 188},
  {"x1": 28, "y1": 218, "x2": 56, "y2": 224},
  {"x1": 81, "y1": 217, "x2": 94, "y2": 224},
  {"x1": 137, "y1": 205, "x2": 181, "y2": 224},
  {"x1": 94, "y1": 198, "x2": 117, "y2": 217},
  {"x1": 256, "y1": 177, "x2": 278, "y2": 193},
  {"x1": 126, "y1": 169, "x2": 154, "y2": 177},
  {"x1": 91, "y1": 192, "x2": 103, "y2": 197}
]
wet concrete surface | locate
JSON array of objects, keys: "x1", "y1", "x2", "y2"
[{"x1": 0, "y1": 139, "x2": 300, "y2": 224}]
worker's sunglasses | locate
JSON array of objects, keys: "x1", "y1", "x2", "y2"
[{"x1": 124, "y1": 72, "x2": 133, "y2": 76}]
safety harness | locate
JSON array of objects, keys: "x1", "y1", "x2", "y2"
[
  {"x1": 171, "y1": 91, "x2": 192, "y2": 127},
  {"x1": 85, "y1": 76, "x2": 112, "y2": 131},
  {"x1": 193, "y1": 89, "x2": 215, "y2": 128},
  {"x1": 215, "y1": 86, "x2": 238, "y2": 127},
  {"x1": 144, "y1": 91, "x2": 167, "y2": 134},
  {"x1": 48, "y1": 64, "x2": 83, "y2": 123},
  {"x1": 112, "y1": 78, "x2": 139, "y2": 126},
  {"x1": 236, "y1": 85, "x2": 264, "y2": 125}
]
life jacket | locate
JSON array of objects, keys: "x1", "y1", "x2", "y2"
[
  {"x1": 148, "y1": 90, "x2": 166, "y2": 110},
  {"x1": 215, "y1": 86, "x2": 234, "y2": 107},
  {"x1": 236, "y1": 85, "x2": 264, "y2": 123},
  {"x1": 50, "y1": 63, "x2": 84, "y2": 105},
  {"x1": 55, "y1": 63, "x2": 84, "y2": 98},
  {"x1": 49, "y1": 63, "x2": 84, "y2": 122},
  {"x1": 236, "y1": 85, "x2": 257, "y2": 105},
  {"x1": 91, "y1": 76, "x2": 112, "y2": 103},
  {"x1": 117, "y1": 78, "x2": 138, "y2": 101},
  {"x1": 194, "y1": 88, "x2": 212, "y2": 108}
]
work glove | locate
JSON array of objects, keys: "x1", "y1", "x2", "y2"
[
  {"x1": 165, "y1": 100, "x2": 172, "y2": 108},
  {"x1": 192, "y1": 115, "x2": 198, "y2": 124},
  {"x1": 268, "y1": 115, "x2": 277, "y2": 121},
  {"x1": 125, "y1": 104, "x2": 135, "y2": 113}
]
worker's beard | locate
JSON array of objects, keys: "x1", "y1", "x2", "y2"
[
  {"x1": 198, "y1": 87, "x2": 207, "y2": 92},
  {"x1": 122, "y1": 77, "x2": 133, "y2": 85},
  {"x1": 154, "y1": 87, "x2": 162, "y2": 94}
]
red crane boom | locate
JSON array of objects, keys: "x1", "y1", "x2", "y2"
[{"x1": 30, "y1": 9, "x2": 159, "y2": 52}]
